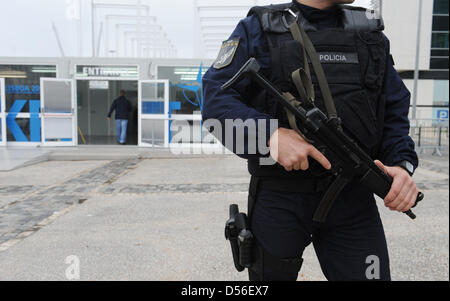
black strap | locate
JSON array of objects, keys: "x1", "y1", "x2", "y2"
[
  {"x1": 289, "y1": 22, "x2": 339, "y2": 120},
  {"x1": 291, "y1": 68, "x2": 315, "y2": 107},
  {"x1": 263, "y1": 247, "x2": 303, "y2": 275},
  {"x1": 313, "y1": 175, "x2": 350, "y2": 223},
  {"x1": 248, "y1": 176, "x2": 260, "y2": 222},
  {"x1": 289, "y1": 21, "x2": 311, "y2": 79},
  {"x1": 249, "y1": 243, "x2": 303, "y2": 281}
]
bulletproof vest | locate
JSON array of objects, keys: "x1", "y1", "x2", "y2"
[{"x1": 246, "y1": 3, "x2": 387, "y2": 179}]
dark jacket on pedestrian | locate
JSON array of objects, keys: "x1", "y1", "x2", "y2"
[{"x1": 108, "y1": 96, "x2": 132, "y2": 120}]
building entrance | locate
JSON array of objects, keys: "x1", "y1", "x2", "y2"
[{"x1": 77, "y1": 80, "x2": 138, "y2": 145}]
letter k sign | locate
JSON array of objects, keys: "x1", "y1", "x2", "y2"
[{"x1": 6, "y1": 100, "x2": 41, "y2": 142}]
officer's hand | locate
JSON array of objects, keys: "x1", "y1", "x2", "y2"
[
  {"x1": 107, "y1": 117, "x2": 110, "y2": 121},
  {"x1": 269, "y1": 128, "x2": 331, "y2": 172},
  {"x1": 374, "y1": 160, "x2": 418, "y2": 213}
]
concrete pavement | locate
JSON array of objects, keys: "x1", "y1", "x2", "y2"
[{"x1": 0, "y1": 152, "x2": 448, "y2": 281}]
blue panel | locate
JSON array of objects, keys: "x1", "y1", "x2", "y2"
[
  {"x1": 29, "y1": 100, "x2": 41, "y2": 142},
  {"x1": 169, "y1": 101, "x2": 181, "y2": 111},
  {"x1": 6, "y1": 100, "x2": 28, "y2": 142},
  {"x1": 143, "y1": 101, "x2": 164, "y2": 114}
]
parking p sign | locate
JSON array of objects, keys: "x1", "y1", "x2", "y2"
[{"x1": 437, "y1": 109, "x2": 449, "y2": 120}]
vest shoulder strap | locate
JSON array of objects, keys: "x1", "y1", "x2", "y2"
[
  {"x1": 340, "y1": 5, "x2": 385, "y2": 32},
  {"x1": 247, "y1": 3, "x2": 293, "y2": 18},
  {"x1": 248, "y1": 3, "x2": 384, "y2": 33},
  {"x1": 248, "y1": 2, "x2": 297, "y2": 33}
]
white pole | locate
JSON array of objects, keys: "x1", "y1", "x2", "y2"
[
  {"x1": 105, "y1": 17, "x2": 109, "y2": 57},
  {"x1": 137, "y1": 0, "x2": 142, "y2": 58},
  {"x1": 78, "y1": 0, "x2": 82, "y2": 56},
  {"x1": 52, "y1": 21, "x2": 66, "y2": 57},
  {"x1": 91, "y1": 0, "x2": 95, "y2": 57},
  {"x1": 412, "y1": 0, "x2": 423, "y2": 121},
  {"x1": 96, "y1": 22, "x2": 104, "y2": 57}
]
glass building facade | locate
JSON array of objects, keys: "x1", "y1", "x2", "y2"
[
  {"x1": 157, "y1": 66, "x2": 207, "y2": 115},
  {"x1": 430, "y1": 0, "x2": 449, "y2": 70},
  {"x1": 157, "y1": 65, "x2": 211, "y2": 144},
  {"x1": 0, "y1": 65, "x2": 56, "y2": 142}
]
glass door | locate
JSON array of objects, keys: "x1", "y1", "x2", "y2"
[
  {"x1": 0, "y1": 78, "x2": 5, "y2": 146},
  {"x1": 138, "y1": 80, "x2": 169, "y2": 147},
  {"x1": 40, "y1": 78, "x2": 76, "y2": 146}
]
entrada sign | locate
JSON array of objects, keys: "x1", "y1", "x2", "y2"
[{"x1": 76, "y1": 65, "x2": 138, "y2": 79}]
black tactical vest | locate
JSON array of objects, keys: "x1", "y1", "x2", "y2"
[{"x1": 246, "y1": 3, "x2": 387, "y2": 180}]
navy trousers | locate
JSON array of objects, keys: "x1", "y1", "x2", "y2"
[{"x1": 251, "y1": 183, "x2": 391, "y2": 281}]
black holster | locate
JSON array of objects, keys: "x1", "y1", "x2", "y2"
[
  {"x1": 225, "y1": 176, "x2": 304, "y2": 279},
  {"x1": 225, "y1": 204, "x2": 254, "y2": 272}
]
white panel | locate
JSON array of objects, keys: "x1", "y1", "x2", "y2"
[
  {"x1": 138, "y1": 80, "x2": 169, "y2": 147},
  {"x1": 41, "y1": 78, "x2": 76, "y2": 146},
  {"x1": 44, "y1": 118, "x2": 73, "y2": 140}
]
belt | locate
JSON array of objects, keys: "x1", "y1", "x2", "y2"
[{"x1": 257, "y1": 176, "x2": 334, "y2": 193}]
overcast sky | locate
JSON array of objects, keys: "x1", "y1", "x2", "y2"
[{"x1": 0, "y1": 0, "x2": 372, "y2": 58}]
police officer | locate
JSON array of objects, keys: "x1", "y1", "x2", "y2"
[{"x1": 202, "y1": 0, "x2": 419, "y2": 281}]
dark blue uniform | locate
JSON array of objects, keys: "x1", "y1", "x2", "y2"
[{"x1": 203, "y1": 2, "x2": 418, "y2": 281}]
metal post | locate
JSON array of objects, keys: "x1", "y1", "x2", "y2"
[
  {"x1": 137, "y1": 0, "x2": 142, "y2": 58},
  {"x1": 105, "y1": 17, "x2": 109, "y2": 57},
  {"x1": 96, "y1": 22, "x2": 104, "y2": 57},
  {"x1": 433, "y1": 125, "x2": 443, "y2": 156},
  {"x1": 52, "y1": 21, "x2": 66, "y2": 57},
  {"x1": 438, "y1": 125, "x2": 442, "y2": 147},
  {"x1": 78, "y1": 0, "x2": 82, "y2": 57},
  {"x1": 418, "y1": 126, "x2": 422, "y2": 147},
  {"x1": 91, "y1": 0, "x2": 95, "y2": 57},
  {"x1": 412, "y1": 0, "x2": 423, "y2": 121},
  {"x1": 152, "y1": 121, "x2": 155, "y2": 149},
  {"x1": 115, "y1": 24, "x2": 120, "y2": 57}
]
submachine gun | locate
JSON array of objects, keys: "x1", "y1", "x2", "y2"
[{"x1": 222, "y1": 58, "x2": 423, "y2": 224}]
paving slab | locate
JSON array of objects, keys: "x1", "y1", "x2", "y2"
[
  {"x1": 0, "y1": 160, "x2": 107, "y2": 186},
  {"x1": 0, "y1": 160, "x2": 138, "y2": 245},
  {"x1": 115, "y1": 157, "x2": 250, "y2": 185},
  {"x1": 0, "y1": 148, "x2": 49, "y2": 171}
]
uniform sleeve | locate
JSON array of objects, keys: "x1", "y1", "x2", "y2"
[
  {"x1": 378, "y1": 36, "x2": 419, "y2": 169},
  {"x1": 202, "y1": 16, "x2": 277, "y2": 159},
  {"x1": 108, "y1": 99, "x2": 116, "y2": 118}
]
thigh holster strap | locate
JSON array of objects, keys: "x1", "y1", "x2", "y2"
[{"x1": 249, "y1": 244, "x2": 304, "y2": 281}]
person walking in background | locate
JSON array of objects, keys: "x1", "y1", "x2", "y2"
[{"x1": 107, "y1": 90, "x2": 132, "y2": 145}]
